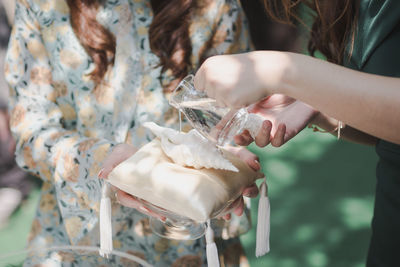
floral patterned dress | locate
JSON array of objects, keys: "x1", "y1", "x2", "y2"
[{"x1": 5, "y1": 0, "x2": 252, "y2": 266}]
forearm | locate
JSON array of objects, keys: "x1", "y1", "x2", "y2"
[
  {"x1": 258, "y1": 52, "x2": 400, "y2": 144},
  {"x1": 283, "y1": 53, "x2": 400, "y2": 144},
  {"x1": 311, "y1": 112, "x2": 378, "y2": 146}
]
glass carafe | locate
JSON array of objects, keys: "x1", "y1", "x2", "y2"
[{"x1": 169, "y1": 75, "x2": 263, "y2": 146}]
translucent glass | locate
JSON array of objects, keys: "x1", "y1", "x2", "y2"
[
  {"x1": 137, "y1": 197, "x2": 206, "y2": 240},
  {"x1": 169, "y1": 75, "x2": 262, "y2": 146},
  {"x1": 136, "y1": 195, "x2": 241, "y2": 240}
]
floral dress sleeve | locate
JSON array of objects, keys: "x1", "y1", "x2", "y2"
[
  {"x1": 209, "y1": 0, "x2": 252, "y2": 55},
  {"x1": 190, "y1": 0, "x2": 252, "y2": 67},
  {"x1": 5, "y1": 0, "x2": 117, "y2": 243}
]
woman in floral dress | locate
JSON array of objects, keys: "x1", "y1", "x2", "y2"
[{"x1": 5, "y1": 0, "x2": 259, "y2": 265}]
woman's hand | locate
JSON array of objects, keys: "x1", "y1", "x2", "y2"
[
  {"x1": 235, "y1": 94, "x2": 318, "y2": 147},
  {"x1": 221, "y1": 146, "x2": 262, "y2": 220},
  {"x1": 98, "y1": 143, "x2": 166, "y2": 221},
  {"x1": 194, "y1": 51, "x2": 291, "y2": 108}
]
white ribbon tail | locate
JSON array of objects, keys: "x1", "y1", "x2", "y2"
[
  {"x1": 256, "y1": 177, "x2": 270, "y2": 257},
  {"x1": 205, "y1": 219, "x2": 220, "y2": 267},
  {"x1": 99, "y1": 182, "x2": 113, "y2": 258}
]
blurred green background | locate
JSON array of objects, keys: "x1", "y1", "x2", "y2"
[
  {"x1": 0, "y1": 129, "x2": 377, "y2": 267},
  {"x1": 242, "y1": 130, "x2": 377, "y2": 267}
]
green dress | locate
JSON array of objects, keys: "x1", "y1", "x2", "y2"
[{"x1": 347, "y1": 0, "x2": 400, "y2": 266}]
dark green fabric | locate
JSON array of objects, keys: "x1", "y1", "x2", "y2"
[
  {"x1": 347, "y1": 1, "x2": 400, "y2": 266},
  {"x1": 349, "y1": 0, "x2": 400, "y2": 70}
]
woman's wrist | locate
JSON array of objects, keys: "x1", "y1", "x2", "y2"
[{"x1": 309, "y1": 112, "x2": 342, "y2": 133}]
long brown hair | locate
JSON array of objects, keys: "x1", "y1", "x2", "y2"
[
  {"x1": 67, "y1": 0, "x2": 196, "y2": 86},
  {"x1": 263, "y1": 0, "x2": 360, "y2": 64}
]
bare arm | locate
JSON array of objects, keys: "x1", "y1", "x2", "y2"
[
  {"x1": 310, "y1": 112, "x2": 378, "y2": 146},
  {"x1": 195, "y1": 51, "x2": 400, "y2": 145},
  {"x1": 277, "y1": 52, "x2": 400, "y2": 145}
]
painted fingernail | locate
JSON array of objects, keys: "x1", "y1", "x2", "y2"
[
  {"x1": 243, "y1": 188, "x2": 255, "y2": 197},
  {"x1": 243, "y1": 191, "x2": 251, "y2": 197},
  {"x1": 97, "y1": 168, "x2": 105, "y2": 179},
  {"x1": 243, "y1": 188, "x2": 251, "y2": 197},
  {"x1": 139, "y1": 206, "x2": 151, "y2": 213},
  {"x1": 253, "y1": 159, "x2": 261, "y2": 170}
]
